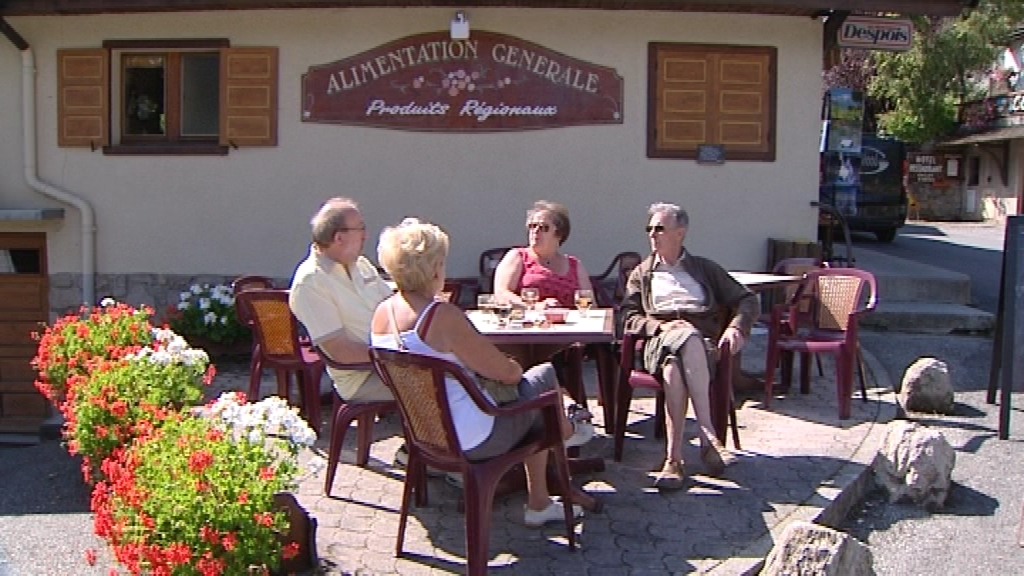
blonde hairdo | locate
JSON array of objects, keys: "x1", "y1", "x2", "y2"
[{"x1": 377, "y1": 218, "x2": 450, "y2": 293}]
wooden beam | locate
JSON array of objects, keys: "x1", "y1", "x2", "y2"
[{"x1": 0, "y1": 0, "x2": 971, "y2": 18}]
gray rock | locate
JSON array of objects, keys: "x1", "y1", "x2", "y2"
[
  {"x1": 872, "y1": 420, "x2": 955, "y2": 509},
  {"x1": 899, "y1": 357, "x2": 954, "y2": 414},
  {"x1": 760, "y1": 521, "x2": 874, "y2": 576}
]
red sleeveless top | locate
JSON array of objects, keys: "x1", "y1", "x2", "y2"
[{"x1": 516, "y1": 247, "x2": 580, "y2": 307}]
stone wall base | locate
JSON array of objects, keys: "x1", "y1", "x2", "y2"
[{"x1": 49, "y1": 273, "x2": 290, "y2": 320}]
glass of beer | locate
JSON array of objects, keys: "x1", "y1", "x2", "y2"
[
  {"x1": 574, "y1": 289, "x2": 593, "y2": 318},
  {"x1": 476, "y1": 293, "x2": 496, "y2": 324},
  {"x1": 521, "y1": 287, "x2": 539, "y2": 309}
]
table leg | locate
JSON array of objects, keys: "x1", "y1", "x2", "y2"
[{"x1": 594, "y1": 343, "x2": 617, "y2": 434}]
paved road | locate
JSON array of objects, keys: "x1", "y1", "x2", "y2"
[
  {"x1": 841, "y1": 331, "x2": 1024, "y2": 575},
  {"x1": 851, "y1": 221, "x2": 1006, "y2": 313}
]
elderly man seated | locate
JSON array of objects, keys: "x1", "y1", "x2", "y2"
[
  {"x1": 621, "y1": 202, "x2": 758, "y2": 490},
  {"x1": 289, "y1": 197, "x2": 395, "y2": 415}
]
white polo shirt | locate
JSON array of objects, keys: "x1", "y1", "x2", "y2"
[{"x1": 288, "y1": 245, "x2": 393, "y2": 399}]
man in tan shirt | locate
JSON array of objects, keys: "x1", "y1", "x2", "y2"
[{"x1": 289, "y1": 197, "x2": 394, "y2": 403}]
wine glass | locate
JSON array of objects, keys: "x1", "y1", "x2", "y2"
[
  {"x1": 493, "y1": 302, "x2": 512, "y2": 326},
  {"x1": 521, "y1": 287, "x2": 539, "y2": 309},
  {"x1": 476, "y1": 294, "x2": 496, "y2": 323},
  {"x1": 574, "y1": 289, "x2": 594, "y2": 319}
]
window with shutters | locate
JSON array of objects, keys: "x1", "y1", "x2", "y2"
[
  {"x1": 648, "y1": 43, "x2": 776, "y2": 162},
  {"x1": 57, "y1": 40, "x2": 277, "y2": 155}
]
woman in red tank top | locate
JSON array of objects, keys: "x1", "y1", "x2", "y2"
[{"x1": 493, "y1": 200, "x2": 594, "y2": 308}]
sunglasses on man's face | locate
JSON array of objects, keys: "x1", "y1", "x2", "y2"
[
  {"x1": 527, "y1": 222, "x2": 551, "y2": 233},
  {"x1": 645, "y1": 224, "x2": 668, "y2": 234}
]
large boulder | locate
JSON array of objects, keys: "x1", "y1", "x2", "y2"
[
  {"x1": 872, "y1": 420, "x2": 955, "y2": 509},
  {"x1": 899, "y1": 357, "x2": 955, "y2": 415},
  {"x1": 760, "y1": 521, "x2": 874, "y2": 576}
]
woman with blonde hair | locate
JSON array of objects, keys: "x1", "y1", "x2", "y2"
[{"x1": 370, "y1": 218, "x2": 593, "y2": 526}]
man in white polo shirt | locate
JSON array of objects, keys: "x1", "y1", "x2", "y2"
[{"x1": 289, "y1": 197, "x2": 394, "y2": 403}]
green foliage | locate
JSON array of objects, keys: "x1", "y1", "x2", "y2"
[
  {"x1": 167, "y1": 283, "x2": 250, "y2": 346},
  {"x1": 867, "y1": 0, "x2": 1024, "y2": 143}
]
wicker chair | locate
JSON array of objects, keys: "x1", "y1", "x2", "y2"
[
  {"x1": 370, "y1": 347, "x2": 578, "y2": 576},
  {"x1": 234, "y1": 289, "x2": 326, "y2": 431},
  {"x1": 315, "y1": 346, "x2": 397, "y2": 496},
  {"x1": 613, "y1": 334, "x2": 738, "y2": 461},
  {"x1": 763, "y1": 267, "x2": 877, "y2": 419},
  {"x1": 231, "y1": 275, "x2": 276, "y2": 401}
]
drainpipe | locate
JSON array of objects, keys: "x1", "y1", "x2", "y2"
[{"x1": 2, "y1": 16, "x2": 96, "y2": 307}]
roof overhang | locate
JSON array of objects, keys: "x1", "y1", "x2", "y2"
[
  {"x1": 0, "y1": 0, "x2": 972, "y2": 18},
  {"x1": 941, "y1": 125, "x2": 1024, "y2": 147}
]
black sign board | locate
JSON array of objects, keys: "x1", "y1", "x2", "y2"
[
  {"x1": 696, "y1": 144, "x2": 725, "y2": 165},
  {"x1": 988, "y1": 216, "x2": 1023, "y2": 439}
]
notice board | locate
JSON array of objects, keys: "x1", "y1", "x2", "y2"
[{"x1": 988, "y1": 215, "x2": 1023, "y2": 439}]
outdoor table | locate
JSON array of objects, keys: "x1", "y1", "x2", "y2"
[
  {"x1": 727, "y1": 271, "x2": 803, "y2": 408},
  {"x1": 466, "y1": 308, "x2": 615, "y2": 408},
  {"x1": 467, "y1": 308, "x2": 615, "y2": 477}
]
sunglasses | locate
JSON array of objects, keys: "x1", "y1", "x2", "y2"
[
  {"x1": 527, "y1": 222, "x2": 551, "y2": 233},
  {"x1": 645, "y1": 224, "x2": 667, "y2": 234}
]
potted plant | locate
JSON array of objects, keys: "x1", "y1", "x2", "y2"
[
  {"x1": 32, "y1": 298, "x2": 155, "y2": 408},
  {"x1": 65, "y1": 327, "x2": 214, "y2": 481},
  {"x1": 90, "y1": 392, "x2": 322, "y2": 575},
  {"x1": 167, "y1": 284, "x2": 251, "y2": 354}
]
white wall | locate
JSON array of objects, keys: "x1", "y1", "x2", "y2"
[{"x1": 1, "y1": 8, "x2": 821, "y2": 279}]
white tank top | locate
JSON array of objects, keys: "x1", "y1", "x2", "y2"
[{"x1": 370, "y1": 300, "x2": 495, "y2": 450}]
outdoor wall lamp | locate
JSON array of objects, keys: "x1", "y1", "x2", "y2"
[{"x1": 451, "y1": 11, "x2": 470, "y2": 40}]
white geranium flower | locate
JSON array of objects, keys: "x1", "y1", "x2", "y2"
[
  {"x1": 203, "y1": 312, "x2": 217, "y2": 325},
  {"x1": 177, "y1": 301, "x2": 190, "y2": 311},
  {"x1": 190, "y1": 284, "x2": 203, "y2": 295},
  {"x1": 198, "y1": 298, "x2": 211, "y2": 311},
  {"x1": 100, "y1": 297, "x2": 116, "y2": 307},
  {"x1": 179, "y1": 291, "x2": 192, "y2": 302}
]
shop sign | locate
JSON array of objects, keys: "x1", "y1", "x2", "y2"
[
  {"x1": 837, "y1": 16, "x2": 913, "y2": 52},
  {"x1": 302, "y1": 30, "x2": 624, "y2": 131},
  {"x1": 908, "y1": 153, "x2": 961, "y2": 187}
]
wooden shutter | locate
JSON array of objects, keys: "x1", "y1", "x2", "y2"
[
  {"x1": 220, "y1": 47, "x2": 278, "y2": 147},
  {"x1": 648, "y1": 44, "x2": 776, "y2": 161},
  {"x1": 57, "y1": 49, "x2": 109, "y2": 148}
]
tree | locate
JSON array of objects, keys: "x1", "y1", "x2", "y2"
[{"x1": 830, "y1": 1, "x2": 1024, "y2": 143}]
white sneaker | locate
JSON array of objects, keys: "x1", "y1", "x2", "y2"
[
  {"x1": 565, "y1": 421, "x2": 594, "y2": 448},
  {"x1": 523, "y1": 499, "x2": 584, "y2": 528}
]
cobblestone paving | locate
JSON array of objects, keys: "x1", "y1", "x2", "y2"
[{"x1": 207, "y1": 331, "x2": 895, "y2": 575}]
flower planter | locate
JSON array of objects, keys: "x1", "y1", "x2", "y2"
[
  {"x1": 273, "y1": 492, "x2": 318, "y2": 575},
  {"x1": 187, "y1": 335, "x2": 252, "y2": 361}
]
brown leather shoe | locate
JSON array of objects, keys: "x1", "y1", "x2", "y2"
[
  {"x1": 652, "y1": 459, "x2": 686, "y2": 491},
  {"x1": 701, "y1": 436, "x2": 737, "y2": 475}
]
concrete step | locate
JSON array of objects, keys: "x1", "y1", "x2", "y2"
[
  {"x1": 860, "y1": 300, "x2": 995, "y2": 335},
  {"x1": 854, "y1": 248, "x2": 971, "y2": 305}
]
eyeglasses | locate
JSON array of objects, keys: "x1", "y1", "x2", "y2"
[
  {"x1": 645, "y1": 224, "x2": 667, "y2": 234},
  {"x1": 527, "y1": 223, "x2": 551, "y2": 233}
]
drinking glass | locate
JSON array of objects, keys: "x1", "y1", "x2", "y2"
[
  {"x1": 493, "y1": 302, "x2": 512, "y2": 326},
  {"x1": 574, "y1": 289, "x2": 594, "y2": 318},
  {"x1": 476, "y1": 294, "x2": 496, "y2": 323},
  {"x1": 521, "y1": 287, "x2": 539, "y2": 309}
]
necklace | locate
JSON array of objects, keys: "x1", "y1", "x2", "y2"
[{"x1": 534, "y1": 250, "x2": 556, "y2": 267}]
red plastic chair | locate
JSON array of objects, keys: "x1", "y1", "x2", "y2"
[
  {"x1": 591, "y1": 251, "x2": 642, "y2": 309},
  {"x1": 234, "y1": 289, "x2": 326, "y2": 431},
  {"x1": 477, "y1": 246, "x2": 515, "y2": 295},
  {"x1": 613, "y1": 332, "x2": 738, "y2": 462},
  {"x1": 763, "y1": 267, "x2": 877, "y2": 419},
  {"x1": 370, "y1": 347, "x2": 578, "y2": 576},
  {"x1": 315, "y1": 346, "x2": 397, "y2": 496},
  {"x1": 231, "y1": 275, "x2": 275, "y2": 401}
]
